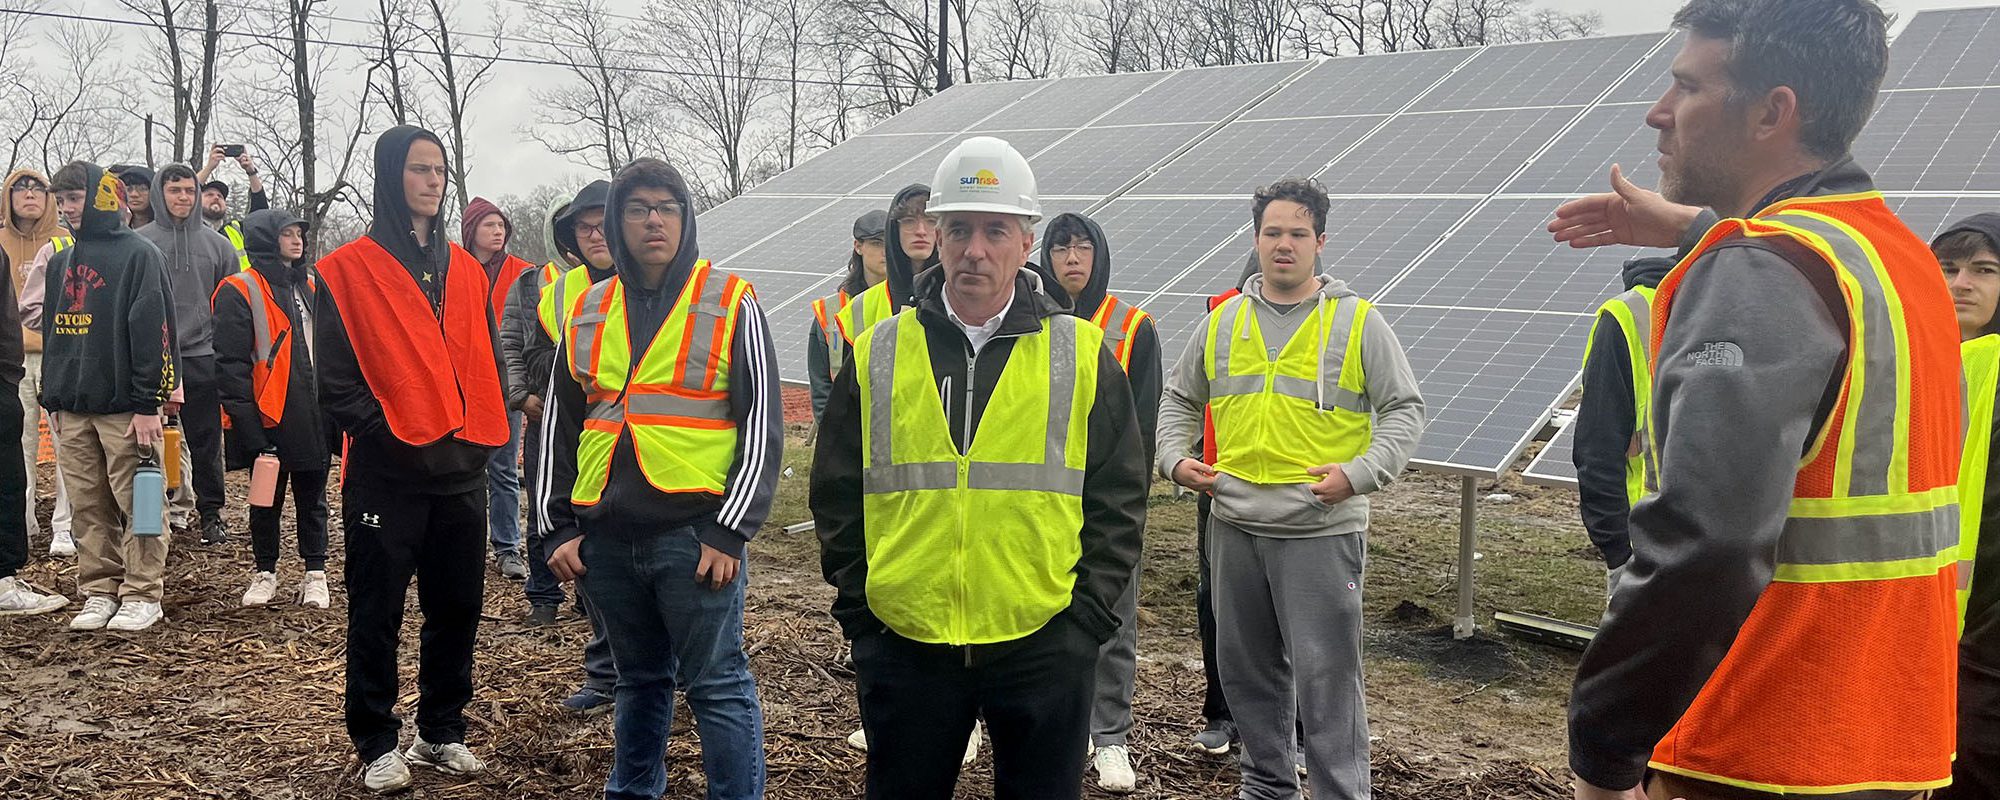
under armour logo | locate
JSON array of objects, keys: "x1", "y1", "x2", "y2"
[
  {"x1": 359, "y1": 513, "x2": 382, "y2": 528},
  {"x1": 1687, "y1": 341, "x2": 1744, "y2": 367}
]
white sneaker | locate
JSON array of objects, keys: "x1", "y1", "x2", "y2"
[
  {"x1": 300, "y1": 571, "x2": 330, "y2": 609},
  {"x1": 962, "y1": 720, "x2": 981, "y2": 767},
  {"x1": 0, "y1": 577, "x2": 69, "y2": 616},
  {"x1": 68, "y1": 596, "x2": 118, "y2": 630},
  {"x1": 242, "y1": 572, "x2": 280, "y2": 607},
  {"x1": 105, "y1": 600, "x2": 163, "y2": 631},
  {"x1": 844, "y1": 727, "x2": 868, "y2": 752},
  {"x1": 361, "y1": 750, "x2": 413, "y2": 793},
  {"x1": 405, "y1": 738, "x2": 485, "y2": 775},
  {"x1": 48, "y1": 529, "x2": 74, "y2": 557},
  {"x1": 1094, "y1": 744, "x2": 1137, "y2": 794}
]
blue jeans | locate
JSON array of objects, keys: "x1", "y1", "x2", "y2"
[
  {"x1": 580, "y1": 525, "x2": 764, "y2": 800},
  {"x1": 486, "y1": 412, "x2": 522, "y2": 556}
]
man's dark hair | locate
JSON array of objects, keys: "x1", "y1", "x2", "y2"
[
  {"x1": 1252, "y1": 178, "x2": 1330, "y2": 236},
  {"x1": 613, "y1": 158, "x2": 687, "y2": 202},
  {"x1": 1044, "y1": 215, "x2": 1092, "y2": 249},
  {"x1": 50, "y1": 162, "x2": 89, "y2": 193},
  {"x1": 157, "y1": 163, "x2": 198, "y2": 188},
  {"x1": 1672, "y1": 0, "x2": 1888, "y2": 160},
  {"x1": 1934, "y1": 230, "x2": 1998, "y2": 263}
]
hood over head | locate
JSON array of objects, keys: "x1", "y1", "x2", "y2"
[
  {"x1": 551, "y1": 180, "x2": 611, "y2": 271},
  {"x1": 840, "y1": 209, "x2": 890, "y2": 295},
  {"x1": 459, "y1": 196, "x2": 512, "y2": 265},
  {"x1": 1, "y1": 168, "x2": 60, "y2": 243},
  {"x1": 1621, "y1": 255, "x2": 1675, "y2": 291},
  {"x1": 1032, "y1": 212, "x2": 1112, "y2": 314},
  {"x1": 241, "y1": 207, "x2": 311, "y2": 283},
  {"x1": 149, "y1": 165, "x2": 205, "y2": 232},
  {"x1": 1937, "y1": 213, "x2": 2000, "y2": 337},
  {"x1": 605, "y1": 159, "x2": 699, "y2": 290},
  {"x1": 73, "y1": 162, "x2": 130, "y2": 240},
  {"x1": 541, "y1": 199, "x2": 574, "y2": 266},
  {"x1": 112, "y1": 165, "x2": 153, "y2": 188},
  {"x1": 368, "y1": 124, "x2": 451, "y2": 275},
  {"x1": 883, "y1": 184, "x2": 939, "y2": 308}
]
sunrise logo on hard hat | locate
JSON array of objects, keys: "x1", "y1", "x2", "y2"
[{"x1": 959, "y1": 169, "x2": 1001, "y2": 188}]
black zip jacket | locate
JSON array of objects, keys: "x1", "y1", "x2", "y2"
[
  {"x1": 1033, "y1": 212, "x2": 1163, "y2": 461},
  {"x1": 1570, "y1": 256, "x2": 1674, "y2": 569},
  {"x1": 215, "y1": 208, "x2": 330, "y2": 472},
  {"x1": 811, "y1": 267, "x2": 1150, "y2": 648},
  {"x1": 41, "y1": 162, "x2": 175, "y2": 414}
]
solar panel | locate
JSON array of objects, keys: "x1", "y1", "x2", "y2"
[
  {"x1": 1505, "y1": 105, "x2": 1663, "y2": 195},
  {"x1": 1084, "y1": 198, "x2": 1253, "y2": 288},
  {"x1": 1031, "y1": 123, "x2": 1212, "y2": 195},
  {"x1": 1883, "y1": 7, "x2": 2000, "y2": 90},
  {"x1": 1889, "y1": 195, "x2": 1998, "y2": 243},
  {"x1": 1320, "y1": 106, "x2": 1577, "y2": 195},
  {"x1": 749, "y1": 134, "x2": 950, "y2": 196},
  {"x1": 698, "y1": 196, "x2": 846, "y2": 261},
  {"x1": 856, "y1": 129, "x2": 1072, "y2": 194},
  {"x1": 862, "y1": 80, "x2": 1050, "y2": 135},
  {"x1": 1409, "y1": 34, "x2": 1664, "y2": 112},
  {"x1": 1010, "y1": 71, "x2": 1175, "y2": 129},
  {"x1": 1380, "y1": 198, "x2": 1629, "y2": 315},
  {"x1": 1133, "y1": 116, "x2": 1386, "y2": 195},
  {"x1": 1094, "y1": 62, "x2": 1309, "y2": 126},
  {"x1": 1605, "y1": 36, "x2": 1680, "y2": 104},
  {"x1": 1521, "y1": 423, "x2": 1577, "y2": 486},
  {"x1": 1383, "y1": 305, "x2": 1593, "y2": 471},
  {"x1": 1313, "y1": 198, "x2": 1481, "y2": 298},
  {"x1": 1850, "y1": 87, "x2": 2000, "y2": 192},
  {"x1": 1242, "y1": 48, "x2": 1475, "y2": 119}
]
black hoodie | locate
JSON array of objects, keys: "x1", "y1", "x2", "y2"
[
  {"x1": 1033, "y1": 213, "x2": 1163, "y2": 456},
  {"x1": 215, "y1": 208, "x2": 330, "y2": 472},
  {"x1": 1942, "y1": 212, "x2": 2000, "y2": 745},
  {"x1": 314, "y1": 127, "x2": 497, "y2": 493},
  {"x1": 504, "y1": 180, "x2": 613, "y2": 410},
  {"x1": 882, "y1": 184, "x2": 939, "y2": 309},
  {"x1": 542, "y1": 161, "x2": 783, "y2": 559},
  {"x1": 1570, "y1": 255, "x2": 1675, "y2": 570},
  {"x1": 40, "y1": 163, "x2": 175, "y2": 415}
]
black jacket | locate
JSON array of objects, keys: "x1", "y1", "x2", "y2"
[
  {"x1": 215, "y1": 208, "x2": 330, "y2": 472},
  {"x1": 1570, "y1": 255, "x2": 1674, "y2": 569},
  {"x1": 882, "y1": 184, "x2": 938, "y2": 309},
  {"x1": 1033, "y1": 212, "x2": 1163, "y2": 459},
  {"x1": 811, "y1": 267, "x2": 1150, "y2": 647},
  {"x1": 314, "y1": 125, "x2": 499, "y2": 493},
  {"x1": 40, "y1": 162, "x2": 175, "y2": 414},
  {"x1": 502, "y1": 180, "x2": 611, "y2": 411}
]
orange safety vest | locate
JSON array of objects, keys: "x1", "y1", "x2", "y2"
[
  {"x1": 1087, "y1": 294, "x2": 1151, "y2": 372},
  {"x1": 212, "y1": 269, "x2": 315, "y2": 428},
  {"x1": 488, "y1": 254, "x2": 534, "y2": 326},
  {"x1": 1646, "y1": 191, "x2": 1960, "y2": 796},
  {"x1": 810, "y1": 288, "x2": 851, "y2": 380},
  {"x1": 317, "y1": 237, "x2": 510, "y2": 448}
]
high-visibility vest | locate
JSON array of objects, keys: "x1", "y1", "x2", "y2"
[
  {"x1": 1961, "y1": 334, "x2": 1999, "y2": 632},
  {"x1": 50, "y1": 236, "x2": 73, "y2": 253},
  {"x1": 222, "y1": 222, "x2": 252, "y2": 272},
  {"x1": 836, "y1": 282, "x2": 896, "y2": 344},
  {"x1": 810, "y1": 288, "x2": 851, "y2": 379},
  {"x1": 1645, "y1": 191, "x2": 1960, "y2": 796},
  {"x1": 1087, "y1": 295, "x2": 1151, "y2": 372},
  {"x1": 211, "y1": 268, "x2": 314, "y2": 428},
  {"x1": 535, "y1": 261, "x2": 584, "y2": 341},
  {"x1": 567, "y1": 260, "x2": 747, "y2": 503},
  {"x1": 855, "y1": 310, "x2": 1102, "y2": 645},
  {"x1": 1205, "y1": 293, "x2": 1373, "y2": 484},
  {"x1": 1201, "y1": 288, "x2": 1241, "y2": 467},
  {"x1": 317, "y1": 237, "x2": 509, "y2": 448},
  {"x1": 1582, "y1": 286, "x2": 1658, "y2": 505},
  {"x1": 487, "y1": 254, "x2": 533, "y2": 329}
]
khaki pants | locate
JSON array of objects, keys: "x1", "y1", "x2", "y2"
[{"x1": 55, "y1": 411, "x2": 167, "y2": 603}]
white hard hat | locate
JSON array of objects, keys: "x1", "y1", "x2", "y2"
[{"x1": 926, "y1": 136, "x2": 1042, "y2": 221}]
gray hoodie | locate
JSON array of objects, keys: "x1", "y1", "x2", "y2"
[
  {"x1": 1155, "y1": 272, "x2": 1426, "y2": 536},
  {"x1": 137, "y1": 170, "x2": 239, "y2": 359}
]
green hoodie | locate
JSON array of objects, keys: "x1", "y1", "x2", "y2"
[{"x1": 40, "y1": 162, "x2": 175, "y2": 414}]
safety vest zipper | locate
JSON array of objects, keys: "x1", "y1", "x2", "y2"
[{"x1": 957, "y1": 346, "x2": 976, "y2": 648}]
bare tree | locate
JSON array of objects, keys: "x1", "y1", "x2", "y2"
[
  {"x1": 643, "y1": 0, "x2": 775, "y2": 200},
  {"x1": 119, "y1": 0, "x2": 229, "y2": 164},
  {"x1": 226, "y1": 0, "x2": 369, "y2": 253},
  {"x1": 365, "y1": 0, "x2": 427, "y2": 126},
  {"x1": 831, "y1": 0, "x2": 938, "y2": 113},
  {"x1": 0, "y1": 25, "x2": 128, "y2": 171},
  {"x1": 416, "y1": 0, "x2": 500, "y2": 210},
  {"x1": 1076, "y1": 0, "x2": 1148, "y2": 73},
  {"x1": 758, "y1": 0, "x2": 834, "y2": 169},
  {"x1": 524, "y1": 0, "x2": 655, "y2": 173},
  {"x1": 976, "y1": 0, "x2": 1060, "y2": 80}
]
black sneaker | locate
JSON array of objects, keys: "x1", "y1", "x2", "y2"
[
  {"x1": 200, "y1": 518, "x2": 229, "y2": 546},
  {"x1": 528, "y1": 605, "x2": 558, "y2": 627},
  {"x1": 561, "y1": 686, "x2": 614, "y2": 716},
  {"x1": 1192, "y1": 719, "x2": 1237, "y2": 755}
]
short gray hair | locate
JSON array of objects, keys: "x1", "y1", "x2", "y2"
[{"x1": 1672, "y1": 0, "x2": 1887, "y2": 160}]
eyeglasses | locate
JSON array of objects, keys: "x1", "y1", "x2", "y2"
[
  {"x1": 573, "y1": 222, "x2": 605, "y2": 241},
  {"x1": 10, "y1": 181, "x2": 46, "y2": 193},
  {"x1": 1050, "y1": 242, "x2": 1095, "y2": 258},
  {"x1": 621, "y1": 201, "x2": 683, "y2": 223}
]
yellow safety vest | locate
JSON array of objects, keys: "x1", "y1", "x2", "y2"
[
  {"x1": 536, "y1": 261, "x2": 583, "y2": 341},
  {"x1": 1205, "y1": 294, "x2": 1373, "y2": 484},
  {"x1": 1087, "y1": 295, "x2": 1151, "y2": 373},
  {"x1": 855, "y1": 310, "x2": 1102, "y2": 645},
  {"x1": 1961, "y1": 334, "x2": 1999, "y2": 632},
  {"x1": 223, "y1": 222, "x2": 252, "y2": 272},
  {"x1": 810, "y1": 288, "x2": 851, "y2": 380},
  {"x1": 836, "y1": 282, "x2": 895, "y2": 344},
  {"x1": 566, "y1": 260, "x2": 747, "y2": 502},
  {"x1": 1582, "y1": 286, "x2": 1658, "y2": 505},
  {"x1": 51, "y1": 236, "x2": 73, "y2": 252}
]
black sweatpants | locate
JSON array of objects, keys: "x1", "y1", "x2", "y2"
[
  {"x1": 180, "y1": 355, "x2": 227, "y2": 523},
  {"x1": 250, "y1": 468, "x2": 329, "y2": 573},
  {"x1": 1939, "y1": 664, "x2": 2000, "y2": 800},
  {"x1": 1196, "y1": 493, "x2": 1229, "y2": 723},
  {"x1": 342, "y1": 479, "x2": 487, "y2": 762},
  {"x1": 853, "y1": 613, "x2": 1100, "y2": 800},
  {"x1": 0, "y1": 381, "x2": 26, "y2": 580}
]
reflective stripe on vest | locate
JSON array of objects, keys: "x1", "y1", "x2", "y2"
[
  {"x1": 1583, "y1": 286, "x2": 1658, "y2": 504},
  {"x1": 811, "y1": 289, "x2": 851, "y2": 379},
  {"x1": 51, "y1": 236, "x2": 72, "y2": 252},
  {"x1": 1644, "y1": 193, "x2": 1960, "y2": 796},
  {"x1": 214, "y1": 270, "x2": 301, "y2": 427},
  {"x1": 856, "y1": 310, "x2": 1101, "y2": 645},
  {"x1": 224, "y1": 223, "x2": 252, "y2": 272},
  {"x1": 1204, "y1": 294, "x2": 1372, "y2": 484},
  {"x1": 567, "y1": 260, "x2": 746, "y2": 502},
  {"x1": 537, "y1": 262, "x2": 586, "y2": 341},
  {"x1": 836, "y1": 282, "x2": 895, "y2": 344},
  {"x1": 1960, "y1": 334, "x2": 1999, "y2": 631},
  {"x1": 1089, "y1": 295, "x2": 1151, "y2": 372}
]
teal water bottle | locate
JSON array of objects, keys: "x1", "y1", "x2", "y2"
[{"x1": 131, "y1": 447, "x2": 165, "y2": 537}]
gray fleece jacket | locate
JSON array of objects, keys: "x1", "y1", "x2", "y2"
[
  {"x1": 1155, "y1": 273, "x2": 1426, "y2": 536},
  {"x1": 137, "y1": 172, "x2": 238, "y2": 359}
]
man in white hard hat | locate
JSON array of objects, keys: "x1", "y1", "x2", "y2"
[{"x1": 811, "y1": 136, "x2": 1149, "y2": 800}]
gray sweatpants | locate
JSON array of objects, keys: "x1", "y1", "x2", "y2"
[
  {"x1": 1090, "y1": 560, "x2": 1141, "y2": 746},
  {"x1": 1210, "y1": 516, "x2": 1369, "y2": 800}
]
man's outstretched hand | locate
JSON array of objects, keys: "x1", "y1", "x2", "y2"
[{"x1": 1549, "y1": 165, "x2": 1702, "y2": 250}]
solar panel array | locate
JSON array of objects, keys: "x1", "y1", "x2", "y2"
[
  {"x1": 1522, "y1": 8, "x2": 2000, "y2": 486},
  {"x1": 698, "y1": 8, "x2": 2000, "y2": 479}
]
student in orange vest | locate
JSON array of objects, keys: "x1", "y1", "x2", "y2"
[
  {"x1": 462, "y1": 196, "x2": 534, "y2": 583},
  {"x1": 212, "y1": 208, "x2": 330, "y2": 610},
  {"x1": 316, "y1": 126, "x2": 510, "y2": 794},
  {"x1": 1549, "y1": 1, "x2": 1960, "y2": 797}
]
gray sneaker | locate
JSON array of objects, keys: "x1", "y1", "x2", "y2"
[
  {"x1": 361, "y1": 750, "x2": 412, "y2": 794},
  {"x1": 405, "y1": 738, "x2": 485, "y2": 775},
  {"x1": 496, "y1": 552, "x2": 527, "y2": 581},
  {"x1": 1192, "y1": 719, "x2": 1237, "y2": 755}
]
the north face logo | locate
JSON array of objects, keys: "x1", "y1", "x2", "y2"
[{"x1": 1688, "y1": 341, "x2": 1744, "y2": 367}]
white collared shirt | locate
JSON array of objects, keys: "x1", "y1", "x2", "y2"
[{"x1": 943, "y1": 282, "x2": 1016, "y2": 356}]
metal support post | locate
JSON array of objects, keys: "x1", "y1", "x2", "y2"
[{"x1": 1455, "y1": 475, "x2": 1478, "y2": 639}]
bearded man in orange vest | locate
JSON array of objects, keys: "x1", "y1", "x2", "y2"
[
  {"x1": 1549, "y1": 0, "x2": 1961, "y2": 798},
  {"x1": 316, "y1": 125, "x2": 511, "y2": 794}
]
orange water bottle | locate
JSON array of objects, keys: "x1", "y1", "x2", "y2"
[
  {"x1": 249, "y1": 451, "x2": 281, "y2": 508},
  {"x1": 162, "y1": 424, "x2": 183, "y2": 489}
]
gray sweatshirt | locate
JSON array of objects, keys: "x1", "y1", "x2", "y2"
[
  {"x1": 136, "y1": 173, "x2": 238, "y2": 359},
  {"x1": 1155, "y1": 273, "x2": 1426, "y2": 536}
]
